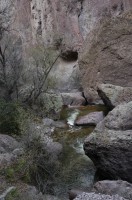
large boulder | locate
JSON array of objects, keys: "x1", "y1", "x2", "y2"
[
  {"x1": 84, "y1": 101, "x2": 132, "y2": 182},
  {"x1": 75, "y1": 111, "x2": 104, "y2": 126},
  {"x1": 93, "y1": 180, "x2": 132, "y2": 200},
  {"x1": 79, "y1": 11, "x2": 132, "y2": 103},
  {"x1": 61, "y1": 92, "x2": 86, "y2": 106},
  {"x1": 97, "y1": 84, "x2": 132, "y2": 109},
  {"x1": 74, "y1": 192, "x2": 126, "y2": 200}
]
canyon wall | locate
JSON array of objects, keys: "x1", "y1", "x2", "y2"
[
  {"x1": 12, "y1": 0, "x2": 132, "y2": 51},
  {"x1": 9, "y1": 0, "x2": 132, "y2": 103}
]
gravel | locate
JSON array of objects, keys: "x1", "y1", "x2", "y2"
[{"x1": 74, "y1": 192, "x2": 127, "y2": 200}]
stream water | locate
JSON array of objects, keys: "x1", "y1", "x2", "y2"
[{"x1": 51, "y1": 105, "x2": 108, "y2": 199}]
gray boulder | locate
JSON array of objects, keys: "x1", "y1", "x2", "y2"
[
  {"x1": 61, "y1": 92, "x2": 86, "y2": 106},
  {"x1": 93, "y1": 180, "x2": 132, "y2": 200},
  {"x1": 0, "y1": 134, "x2": 20, "y2": 168},
  {"x1": 84, "y1": 102, "x2": 132, "y2": 182},
  {"x1": 0, "y1": 134, "x2": 19, "y2": 153},
  {"x1": 74, "y1": 192, "x2": 127, "y2": 200},
  {"x1": 75, "y1": 112, "x2": 104, "y2": 126},
  {"x1": 97, "y1": 84, "x2": 132, "y2": 109}
]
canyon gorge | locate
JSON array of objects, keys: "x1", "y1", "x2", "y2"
[{"x1": 0, "y1": 0, "x2": 132, "y2": 200}]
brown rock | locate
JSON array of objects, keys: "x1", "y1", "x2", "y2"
[
  {"x1": 79, "y1": 11, "x2": 132, "y2": 103},
  {"x1": 75, "y1": 112, "x2": 104, "y2": 126}
]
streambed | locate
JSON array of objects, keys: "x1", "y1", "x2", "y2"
[{"x1": 51, "y1": 105, "x2": 108, "y2": 199}]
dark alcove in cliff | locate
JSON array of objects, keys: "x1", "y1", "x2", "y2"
[{"x1": 61, "y1": 51, "x2": 78, "y2": 61}]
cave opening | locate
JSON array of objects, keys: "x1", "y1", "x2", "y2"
[{"x1": 61, "y1": 51, "x2": 78, "y2": 61}]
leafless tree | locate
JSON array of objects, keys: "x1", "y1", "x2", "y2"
[
  {"x1": 0, "y1": 1, "x2": 59, "y2": 104},
  {"x1": 23, "y1": 45, "x2": 60, "y2": 105}
]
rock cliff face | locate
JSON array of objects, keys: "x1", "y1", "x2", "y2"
[
  {"x1": 10, "y1": 0, "x2": 132, "y2": 103},
  {"x1": 13, "y1": 0, "x2": 132, "y2": 52},
  {"x1": 79, "y1": 11, "x2": 132, "y2": 103}
]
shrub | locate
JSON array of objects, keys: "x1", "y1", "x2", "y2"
[{"x1": 0, "y1": 100, "x2": 27, "y2": 135}]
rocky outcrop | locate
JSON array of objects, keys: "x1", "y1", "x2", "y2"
[
  {"x1": 97, "y1": 84, "x2": 132, "y2": 109},
  {"x1": 12, "y1": 0, "x2": 132, "y2": 52},
  {"x1": 74, "y1": 192, "x2": 126, "y2": 200},
  {"x1": 93, "y1": 180, "x2": 132, "y2": 200},
  {"x1": 84, "y1": 101, "x2": 132, "y2": 182},
  {"x1": 75, "y1": 111, "x2": 104, "y2": 126},
  {"x1": 79, "y1": 11, "x2": 132, "y2": 103},
  {"x1": 5, "y1": 0, "x2": 132, "y2": 111}
]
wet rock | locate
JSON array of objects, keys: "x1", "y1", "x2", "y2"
[
  {"x1": 54, "y1": 120, "x2": 67, "y2": 129},
  {"x1": 61, "y1": 92, "x2": 86, "y2": 106},
  {"x1": 93, "y1": 180, "x2": 132, "y2": 200},
  {"x1": 75, "y1": 111, "x2": 104, "y2": 126},
  {"x1": 84, "y1": 101, "x2": 132, "y2": 182},
  {"x1": 74, "y1": 192, "x2": 127, "y2": 200},
  {"x1": 97, "y1": 84, "x2": 132, "y2": 109}
]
